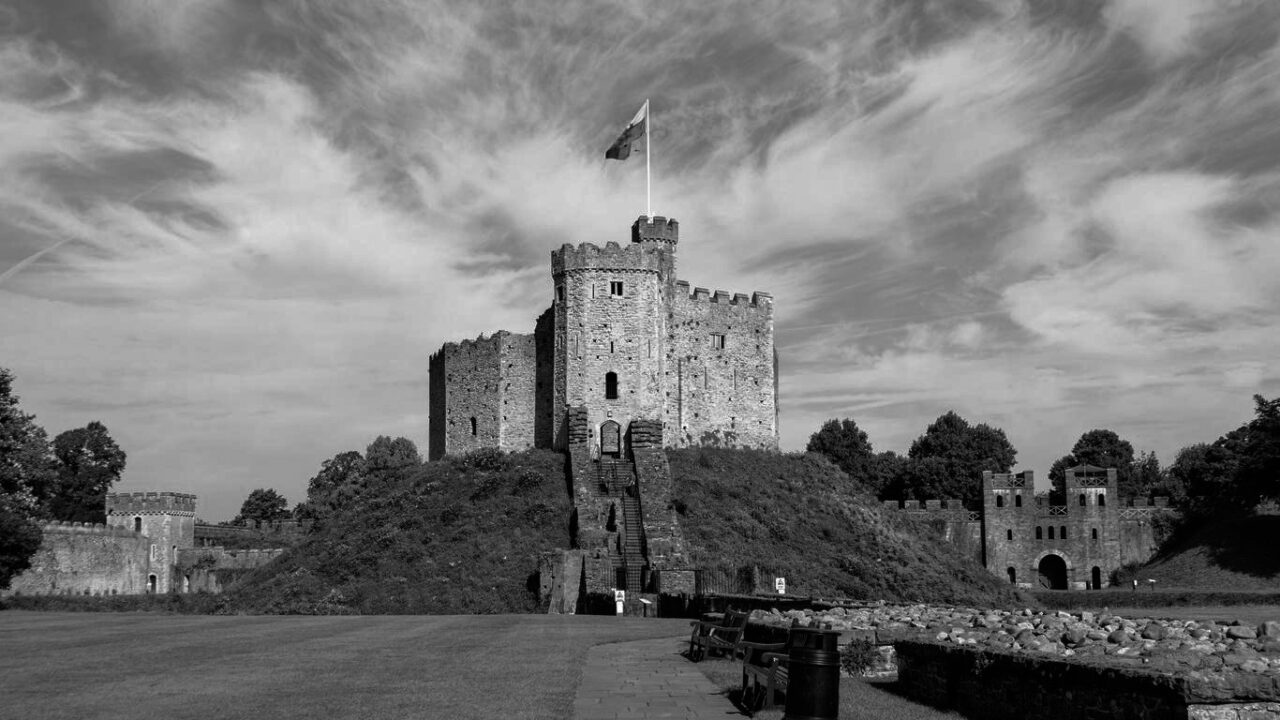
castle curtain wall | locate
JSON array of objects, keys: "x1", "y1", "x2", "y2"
[{"x1": 664, "y1": 284, "x2": 775, "y2": 449}]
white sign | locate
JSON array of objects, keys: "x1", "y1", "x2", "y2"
[
  {"x1": 775, "y1": 577, "x2": 786, "y2": 594},
  {"x1": 615, "y1": 589, "x2": 626, "y2": 603}
]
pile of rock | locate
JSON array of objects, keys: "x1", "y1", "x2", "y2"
[{"x1": 748, "y1": 604, "x2": 1280, "y2": 676}]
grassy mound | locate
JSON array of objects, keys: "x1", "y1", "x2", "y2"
[
  {"x1": 668, "y1": 448, "x2": 1025, "y2": 607},
  {"x1": 1116, "y1": 511, "x2": 1280, "y2": 591},
  {"x1": 227, "y1": 449, "x2": 571, "y2": 614}
]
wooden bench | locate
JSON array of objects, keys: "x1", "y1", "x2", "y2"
[
  {"x1": 687, "y1": 609, "x2": 749, "y2": 662},
  {"x1": 739, "y1": 640, "x2": 790, "y2": 710},
  {"x1": 739, "y1": 618, "x2": 804, "y2": 710}
]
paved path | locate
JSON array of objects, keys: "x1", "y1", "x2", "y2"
[{"x1": 573, "y1": 636, "x2": 743, "y2": 719}]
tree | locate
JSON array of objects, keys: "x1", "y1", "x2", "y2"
[
  {"x1": 234, "y1": 488, "x2": 290, "y2": 526},
  {"x1": 0, "y1": 369, "x2": 57, "y2": 508},
  {"x1": 1235, "y1": 394, "x2": 1280, "y2": 507},
  {"x1": 1049, "y1": 429, "x2": 1136, "y2": 499},
  {"x1": 0, "y1": 368, "x2": 54, "y2": 589},
  {"x1": 295, "y1": 450, "x2": 366, "y2": 524},
  {"x1": 807, "y1": 419, "x2": 875, "y2": 482},
  {"x1": 47, "y1": 422, "x2": 127, "y2": 523},
  {"x1": 0, "y1": 497, "x2": 43, "y2": 591},
  {"x1": 364, "y1": 436, "x2": 421, "y2": 476},
  {"x1": 897, "y1": 411, "x2": 1017, "y2": 506}
]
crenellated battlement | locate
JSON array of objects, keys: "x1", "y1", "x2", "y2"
[
  {"x1": 552, "y1": 241, "x2": 665, "y2": 276},
  {"x1": 430, "y1": 214, "x2": 778, "y2": 460},
  {"x1": 673, "y1": 280, "x2": 772, "y2": 307},
  {"x1": 106, "y1": 492, "x2": 196, "y2": 515},
  {"x1": 40, "y1": 520, "x2": 141, "y2": 538},
  {"x1": 631, "y1": 215, "x2": 678, "y2": 246},
  {"x1": 430, "y1": 330, "x2": 525, "y2": 363},
  {"x1": 883, "y1": 498, "x2": 981, "y2": 522}
]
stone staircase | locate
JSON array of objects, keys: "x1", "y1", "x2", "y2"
[
  {"x1": 596, "y1": 458, "x2": 635, "y2": 494},
  {"x1": 591, "y1": 458, "x2": 647, "y2": 592},
  {"x1": 620, "y1": 493, "x2": 645, "y2": 591}
]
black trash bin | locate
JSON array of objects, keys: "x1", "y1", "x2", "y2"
[{"x1": 784, "y1": 626, "x2": 840, "y2": 720}]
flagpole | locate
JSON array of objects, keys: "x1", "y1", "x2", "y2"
[{"x1": 645, "y1": 98, "x2": 651, "y2": 218}]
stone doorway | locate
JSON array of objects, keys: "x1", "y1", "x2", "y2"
[
  {"x1": 1091, "y1": 566, "x2": 1102, "y2": 590},
  {"x1": 600, "y1": 420, "x2": 621, "y2": 457},
  {"x1": 1037, "y1": 555, "x2": 1068, "y2": 590}
]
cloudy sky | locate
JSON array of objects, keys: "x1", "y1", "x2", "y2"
[{"x1": 2, "y1": 0, "x2": 1278, "y2": 521}]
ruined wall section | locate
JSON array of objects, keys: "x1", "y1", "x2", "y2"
[
  {"x1": 552, "y1": 240, "x2": 667, "y2": 452},
  {"x1": 429, "y1": 334, "x2": 500, "y2": 458},
  {"x1": 886, "y1": 499, "x2": 983, "y2": 566},
  {"x1": 664, "y1": 282, "x2": 775, "y2": 449},
  {"x1": 2, "y1": 522, "x2": 149, "y2": 597},
  {"x1": 175, "y1": 546, "x2": 285, "y2": 593},
  {"x1": 106, "y1": 492, "x2": 195, "y2": 594}
]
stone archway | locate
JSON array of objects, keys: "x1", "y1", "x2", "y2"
[
  {"x1": 600, "y1": 420, "x2": 621, "y2": 457},
  {"x1": 1037, "y1": 554, "x2": 1068, "y2": 590}
]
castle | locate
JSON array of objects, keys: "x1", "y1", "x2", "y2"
[
  {"x1": 3, "y1": 492, "x2": 288, "y2": 597},
  {"x1": 429, "y1": 216, "x2": 778, "y2": 461},
  {"x1": 887, "y1": 466, "x2": 1173, "y2": 591}
]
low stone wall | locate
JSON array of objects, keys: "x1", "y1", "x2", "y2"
[{"x1": 896, "y1": 640, "x2": 1280, "y2": 720}]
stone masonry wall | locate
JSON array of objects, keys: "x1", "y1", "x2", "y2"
[
  {"x1": 553, "y1": 240, "x2": 666, "y2": 454},
  {"x1": 896, "y1": 640, "x2": 1280, "y2": 720},
  {"x1": 175, "y1": 546, "x2": 284, "y2": 593},
  {"x1": 3, "y1": 522, "x2": 150, "y2": 596},
  {"x1": 889, "y1": 470, "x2": 1169, "y2": 589},
  {"x1": 664, "y1": 282, "x2": 775, "y2": 449},
  {"x1": 896, "y1": 640, "x2": 1190, "y2": 720},
  {"x1": 106, "y1": 492, "x2": 195, "y2": 594}
]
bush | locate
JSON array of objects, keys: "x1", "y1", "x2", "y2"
[{"x1": 841, "y1": 637, "x2": 879, "y2": 676}]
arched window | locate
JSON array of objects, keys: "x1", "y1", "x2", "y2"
[
  {"x1": 1079, "y1": 493, "x2": 1087, "y2": 506},
  {"x1": 1060, "y1": 526, "x2": 1067, "y2": 539},
  {"x1": 1007, "y1": 567, "x2": 1017, "y2": 584},
  {"x1": 470, "y1": 417, "x2": 477, "y2": 436},
  {"x1": 1048, "y1": 526, "x2": 1055, "y2": 540},
  {"x1": 1091, "y1": 528, "x2": 1098, "y2": 540},
  {"x1": 605, "y1": 372, "x2": 619, "y2": 400},
  {"x1": 1035, "y1": 526, "x2": 1043, "y2": 540},
  {"x1": 1006, "y1": 529, "x2": 1013, "y2": 540},
  {"x1": 133, "y1": 516, "x2": 142, "y2": 533},
  {"x1": 996, "y1": 495, "x2": 1004, "y2": 508},
  {"x1": 1015, "y1": 494, "x2": 1022, "y2": 507},
  {"x1": 1098, "y1": 493, "x2": 1106, "y2": 507}
]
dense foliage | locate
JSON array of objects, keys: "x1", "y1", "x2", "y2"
[
  {"x1": 1, "y1": 368, "x2": 133, "y2": 591},
  {"x1": 47, "y1": 422, "x2": 127, "y2": 523},
  {"x1": 0, "y1": 369, "x2": 51, "y2": 589},
  {"x1": 807, "y1": 411, "x2": 1017, "y2": 508},
  {"x1": 234, "y1": 488, "x2": 291, "y2": 525},
  {"x1": 228, "y1": 448, "x2": 570, "y2": 614},
  {"x1": 668, "y1": 447, "x2": 1024, "y2": 607}
]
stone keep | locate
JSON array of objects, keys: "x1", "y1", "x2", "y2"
[{"x1": 429, "y1": 216, "x2": 777, "y2": 460}]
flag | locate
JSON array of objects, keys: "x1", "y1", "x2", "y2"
[{"x1": 605, "y1": 102, "x2": 647, "y2": 160}]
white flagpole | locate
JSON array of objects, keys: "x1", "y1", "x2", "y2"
[{"x1": 645, "y1": 98, "x2": 651, "y2": 218}]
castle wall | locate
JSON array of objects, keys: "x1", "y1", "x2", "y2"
[
  {"x1": 106, "y1": 492, "x2": 196, "y2": 594},
  {"x1": 176, "y1": 546, "x2": 285, "y2": 593},
  {"x1": 429, "y1": 335, "x2": 501, "y2": 458},
  {"x1": 665, "y1": 283, "x2": 775, "y2": 449},
  {"x1": 2, "y1": 522, "x2": 150, "y2": 597},
  {"x1": 552, "y1": 240, "x2": 668, "y2": 453},
  {"x1": 886, "y1": 500, "x2": 984, "y2": 566}
]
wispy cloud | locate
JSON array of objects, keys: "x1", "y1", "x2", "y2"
[{"x1": 1, "y1": 0, "x2": 1278, "y2": 518}]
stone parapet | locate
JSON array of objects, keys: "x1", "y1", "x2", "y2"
[{"x1": 106, "y1": 492, "x2": 196, "y2": 515}]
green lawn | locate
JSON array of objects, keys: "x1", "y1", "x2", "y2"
[{"x1": 0, "y1": 612, "x2": 691, "y2": 720}]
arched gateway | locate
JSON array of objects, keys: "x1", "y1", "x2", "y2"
[{"x1": 1037, "y1": 554, "x2": 1068, "y2": 590}]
